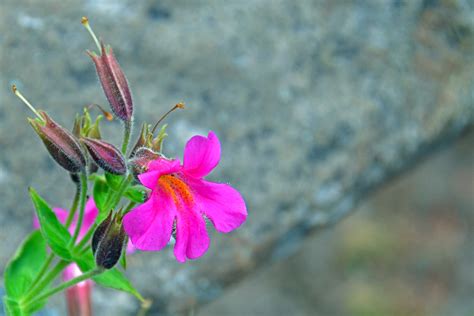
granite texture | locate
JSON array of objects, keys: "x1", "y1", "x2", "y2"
[{"x1": 0, "y1": 0, "x2": 473, "y2": 315}]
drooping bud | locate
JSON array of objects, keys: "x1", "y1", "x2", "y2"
[
  {"x1": 81, "y1": 137, "x2": 127, "y2": 175},
  {"x1": 128, "y1": 147, "x2": 162, "y2": 178},
  {"x1": 93, "y1": 212, "x2": 127, "y2": 269},
  {"x1": 29, "y1": 111, "x2": 86, "y2": 173}
]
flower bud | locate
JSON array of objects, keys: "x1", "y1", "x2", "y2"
[
  {"x1": 128, "y1": 147, "x2": 162, "y2": 178},
  {"x1": 93, "y1": 212, "x2": 127, "y2": 270},
  {"x1": 29, "y1": 111, "x2": 86, "y2": 173},
  {"x1": 88, "y1": 43, "x2": 133, "y2": 122},
  {"x1": 81, "y1": 137, "x2": 127, "y2": 175}
]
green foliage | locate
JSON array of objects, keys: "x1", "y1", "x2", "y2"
[
  {"x1": 105, "y1": 172, "x2": 124, "y2": 191},
  {"x1": 75, "y1": 251, "x2": 143, "y2": 301},
  {"x1": 124, "y1": 185, "x2": 148, "y2": 203},
  {"x1": 93, "y1": 175, "x2": 110, "y2": 222},
  {"x1": 29, "y1": 188, "x2": 72, "y2": 260},
  {"x1": 3, "y1": 231, "x2": 48, "y2": 315}
]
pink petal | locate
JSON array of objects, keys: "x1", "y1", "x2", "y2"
[
  {"x1": 183, "y1": 131, "x2": 221, "y2": 179},
  {"x1": 174, "y1": 205, "x2": 210, "y2": 263},
  {"x1": 138, "y1": 159, "x2": 181, "y2": 189},
  {"x1": 123, "y1": 190, "x2": 176, "y2": 251},
  {"x1": 187, "y1": 178, "x2": 247, "y2": 233},
  {"x1": 78, "y1": 198, "x2": 99, "y2": 240}
]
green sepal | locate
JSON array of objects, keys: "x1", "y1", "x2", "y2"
[
  {"x1": 124, "y1": 185, "x2": 148, "y2": 203},
  {"x1": 120, "y1": 239, "x2": 128, "y2": 270},
  {"x1": 29, "y1": 188, "x2": 72, "y2": 260},
  {"x1": 105, "y1": 172, "x2": 124, "y2": 191},
  {"x1": 93, "y1": 176, "x2": 110, "y2": 222}
]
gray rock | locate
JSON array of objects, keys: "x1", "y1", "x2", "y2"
[{"x1": 0, "y1": 0, "x2": 473, "y2": 315}]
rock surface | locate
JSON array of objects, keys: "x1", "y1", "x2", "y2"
[{"x1": 0, "y1": 0, "x2": 473, "y2": 315}]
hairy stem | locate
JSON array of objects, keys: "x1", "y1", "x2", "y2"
[
  {"x1": 22, "y1": 260, "x2": 69, "y2": 304},
  {"x1": 121, "y1": 121, "x2": 132, "y2": 155},
  {"x1": 65, "y1": 181, "x2": 81, "y2": 228},
  {"x1": 70, "y1": 172, "x2": 88, "y2": 246},
  {"x1": 25, "y1": 268, "x2": 102, "y2": 309}
]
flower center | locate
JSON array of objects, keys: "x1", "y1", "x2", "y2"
[{"x1": 158, "y1": 174, "x2": 194, "y2": 207}]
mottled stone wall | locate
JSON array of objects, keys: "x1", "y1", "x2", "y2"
[{"x1": 0, "y1": 0, "x2": 473, "y2": 315}]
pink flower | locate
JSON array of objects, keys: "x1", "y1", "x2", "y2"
[{"x1": 123, "y1": 131, "x2": 247, "y2": 263}]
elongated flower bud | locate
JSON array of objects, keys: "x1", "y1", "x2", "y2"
[
  {"x1": 29, "y1": 111, "x2": 86, "y2": 173},
  {"x1": 81, "y1": 138, "x2": 127, "y2": 175},
  {"x1": 88, "y1": 43, "x2": 133, "y2": 122},
  {"x1": 93, "y1": 212, "x2": 127, "y2": 269}
]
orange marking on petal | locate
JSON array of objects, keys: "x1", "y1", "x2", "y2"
[{"x1": 158, "y1": 174, "x2": 194, "y2": 207}]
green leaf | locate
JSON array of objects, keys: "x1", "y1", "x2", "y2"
[
  {"x1": 4, "y1": 231, "x2": 47, "y2": 300},
  {"x1": 105, "y1": 172, "x2": 124, "y2": 191},
  {"x1": 3, "y1": 297, "x2": 22, "y2": 316},
  {"x1": 75, "y1": 251, "x2": 143, "y2": 301},
  {"x1": 93, "y1": 176, "x2": 110, "y2": 222},
  {"x1": 124, "y1": 185, "x2": 148, "y2": 203},
  {"x1": 29, "y1": 188, "x2": 72, "y2": 260},
  {"x1": 120, "y1": 240, "x2": 128, "y2": 270}
]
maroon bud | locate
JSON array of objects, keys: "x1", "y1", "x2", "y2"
[
  {"x1": 88, "y1": 43, "x2": 133, "y2": 122},
  {"x1": 92, "y1": 211, "x2": 113, "y2": 254},
  {"x1": 81, "y1": 138, "x2": 127, "y2": 175},
  {"x1": 128, "y1": 147, "x2": 161, "y2": 178},
  {"x1": 93, "y1": 212, "x2": 127, "y2": 270},
  {"x1": 29, "y1": 111, "x2": 86, "y2": 173}
]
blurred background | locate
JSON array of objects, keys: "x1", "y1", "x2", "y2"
[{"x1": 0, "y1": 1, "x2": 473, "y2": 315}]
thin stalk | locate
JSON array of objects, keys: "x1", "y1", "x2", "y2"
[
  {"x1": 65, "y1": 181, "x2": 81, "y2": 228},
  {"x1": 121, "y1": 121, "x2": 132, "y2": 154},
  {"x1": 25, "y1": 269, "x2": 102, "y2": 309},
  {"x1": 22, "y1": 260, "x2": 69, "y2": 303},
  {"x1": 70, "y1": 172, "x2": 88, "y2": 246},
  {"x1": 122, "y1": 201, "x2": 137, "y2": 215},
  {"x1": 27, "y1": 253, "x2": 55, "y2": 292}
]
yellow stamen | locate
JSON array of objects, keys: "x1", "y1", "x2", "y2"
[
  {"x1": 12, "y1": 85, "x2": 43, "y2": 120},
  {"x1": 81, "y1": 16, "x2": 101, "y2": 52},
  {"x1": 151, "y1": 103, "x2": 185, "y2": 133},
  {"x1": 86, "y1": 103, "x2": 114, "y2": 121}
]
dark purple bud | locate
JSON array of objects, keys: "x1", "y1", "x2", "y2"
[
  {"x1": 88, "y1": 43, "x2": 133, "y2": 122},
  {"x1": 29, "y1": 111, "x2": 86, "y2": 173},
  {"x1": 81, "y1": 138, "x2": 127, "y2": 175},
  {"x1": 128, "y1": 147, "x2": 162, "y2": 178},
  {"x1": 93, "y1": 212, "x2": 127, "y2": 269},
  {"x1": 92, "y1": 211, "x2": 113, "y2": 254}
]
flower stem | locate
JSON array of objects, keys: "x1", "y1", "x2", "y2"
[
  {"x1": 121, "y1": 121, "x2": 132, "y2": 155},
  {"x1": 22, "y1": 260, "x2": 69, "y2": 304},
  {"x1": 27, "y1": 253, "x2": 55, "y2": 293},
  {"x1": 25, "y1": 268, "x2": 102, "y2": 309},
  {"x1": 65, "y1": 181, "x2": 81, "y2": 228},
  {"x1": 70, "y1": 172, "x2": 88, "y2": 246}
]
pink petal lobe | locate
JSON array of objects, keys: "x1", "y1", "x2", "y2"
[
  {"x1": 183, "y1": 131, "x2": 221, "y2": 178},
  {"x1": 188, "y1": 178, "x2": 247, "y2": 233},
  {"x1": 174, "y1": 205, "x2": 210, "y2": 263},
  {"x1": 78, "y1": 198, "x2": 99, "y2": 240},
  {"x1": 138, "y1": 158, "x2": 181, "y2": 189},
  {"x1": 123, "y1": 190, "x2": 176, "y2": 251}
]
